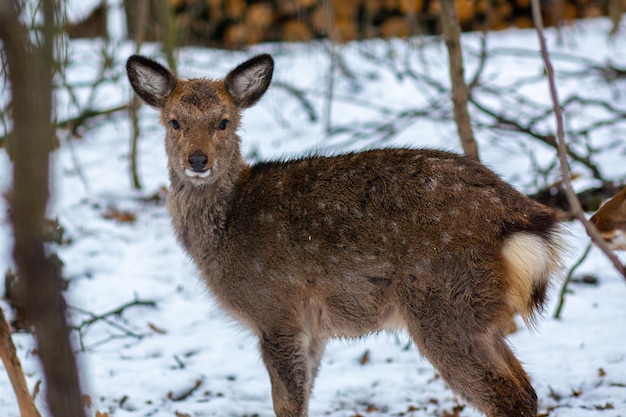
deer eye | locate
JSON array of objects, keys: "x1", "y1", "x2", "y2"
[
  {"x1": 218, "y1": 119, "x2": 229, "y2": 130},
  {"x1": 170, "y1": 119, "x2": 180, "y2": 130}
]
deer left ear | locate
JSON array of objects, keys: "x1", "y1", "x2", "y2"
[
  {"x1": 224, "y1": 54, "x2": 274, "y2": 109},
  {"x1": 126, "y1": 55, "x2": 177, "y2": 109}
]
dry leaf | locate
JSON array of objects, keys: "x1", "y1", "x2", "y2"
[
  {"x1": 102, "y1": 207, "x2": 136, "y2": 223},
  {"x1": 142, "y1": 186, "x2": 169, "y2": 204},
  {"x1": 358, "y1": 349, "x2": 370, "y2": 365},
  {"x1": 442, "y1": 405, "x2": 464, "y2": 417},
  {"x1": 83, "y1": 394, "x2": 92, "y2": 408},
  {"x1": 95, "y1": 412, "x2": 109, "y2": 417}
]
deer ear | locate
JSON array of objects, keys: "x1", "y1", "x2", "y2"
[
  {"x1": 126, "y1": 55, "x2": 177, "y2": 109},
  {"x1": 224, "y1": 54, "x2": 274, "y2": 109}
]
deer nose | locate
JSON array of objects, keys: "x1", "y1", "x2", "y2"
[{"x1": 188, "y1": 154, "x2": 208, "y2": 172}]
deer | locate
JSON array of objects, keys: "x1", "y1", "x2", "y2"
[
  {"x1": 126, "y1": 53, "x2": 565, "y2": 417},
  {"x1": 590, "y1": 187, "x2": 626, "y2": 251}
]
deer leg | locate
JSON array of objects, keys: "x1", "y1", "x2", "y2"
[
  {"x1": 259, "y1": 330, "x2": 325, "y2": 417},
  {"x1": 304, "y1": 335, "x2": 325, "y2": 398},
  {"x1": 398, "y1": 283, "x2": 537, "y2": 417}
]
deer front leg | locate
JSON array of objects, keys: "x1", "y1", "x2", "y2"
[{"x1": 259, "y1": 330, "x2": 324, "y2": 417}]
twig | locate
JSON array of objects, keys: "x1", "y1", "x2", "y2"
[
  {"x1": 323, "y1": 40, "x2": 338, "y2": 135},
  {"x1": 64, "y1": 135, "x2": 91, "y2": 194},
  {"x1": 272, "y1": 81, "x2": 318, "y2": 122},
  {"x1": 530, "y1": 0, "x2": 626, "y2": 279},
  {"x1": 57, "y1": 104, "x2": 129, "y2": 136},
  {"x1": 73, "y1": 299, "x2": 156, "y2": 328},
  {"x1": 470, "y1": 97, "x2": 606, "y2": 181},
  {"x1": 553, "y1": 243, "x2": 592, "y2": 319},
  {"x1": 69, "y1": 298, "x2": 157, "y2": 351},
  {"x1": 130, "y1": 95, "x2": 142, "y2": 190},
  {"x1": 468, "y1": 0, "x2": 492, "y2": 90},
  {"x1": 167, "y1": 379, "x2": 203, "y2": 402}
]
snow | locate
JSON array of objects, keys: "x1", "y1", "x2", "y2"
[{"x1": 1, "y1": 9, "x2": 626, "y2": 417}]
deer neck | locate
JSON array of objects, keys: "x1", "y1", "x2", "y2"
[{"x1": 166, "y1": 152, "x2": 244, "y2": 261}]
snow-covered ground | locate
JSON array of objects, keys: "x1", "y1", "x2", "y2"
[{"x1": 1, "y1": 7, "x2": 626, "y2": 417}]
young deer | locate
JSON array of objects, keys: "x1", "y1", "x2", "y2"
[
  {"x1": 127, "y1": 54, "x2": 564, "y2": 417},
  {"x1": 590, "y1": 187, "x2": 626, "y2": 250}
]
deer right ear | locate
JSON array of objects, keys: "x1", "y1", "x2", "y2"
[{"x1": 126, "y1": 55, "x2": 177, "y2": 109}]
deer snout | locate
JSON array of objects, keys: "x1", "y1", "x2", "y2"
[
  {"x1": 189, "y1": 154, "x2": 208, "y2": 172},
  {"x1": 185, "y1": 150, "x2": 212, "y2": 179}
]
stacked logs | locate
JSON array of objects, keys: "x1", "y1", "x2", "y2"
[{"x1": 119, "y1": 0, "x2": 619, "y2": 48}]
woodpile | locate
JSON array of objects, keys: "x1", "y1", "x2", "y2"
[{"x1": 115, "y1": 0, "x2": 624, "y2": 48}]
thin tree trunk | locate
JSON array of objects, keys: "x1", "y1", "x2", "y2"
[
  {"x1": 0, "y1": 1, "x2": 87, "y2": 416},
  {"x1": 160, "y1": 0, "x2": 177, "y2": 74},
  {"x1": 129, "y1": 0, "x2": 151, "y2": 190},
  {"x1": 608, "y1": 0, "x2": 623, "y2": 36},
  {"x1": 439, "y1": 0, "x2": 480, "y2": 160}
]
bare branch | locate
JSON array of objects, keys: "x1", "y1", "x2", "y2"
[
  {"x1": 553, "y1": 243, "x2": 592, "y2": 319},
  {"x1": 530, "y1": 0, "x2": 626, "y2": 279},
  {"x1": 70, "y1": 298, "x2": 157, "y2": 351}
]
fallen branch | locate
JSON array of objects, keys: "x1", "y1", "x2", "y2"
[
  {"x1": 167, "y1": 379, "x2": 203, "y2": 402},
  {"x1": 0, "y1": 307, "x2": 41, "y2": 417},
  {"x1": 70, "y1": 298, "x2": 157, "y2": 351},
  {"x1": 73, "y1": 298, "x2": 156, "y2": 328}
]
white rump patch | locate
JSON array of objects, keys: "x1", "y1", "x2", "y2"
[{"x1": 501, "y1": 231, "x2": 562, "y2": 322}]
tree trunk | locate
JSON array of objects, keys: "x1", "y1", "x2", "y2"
[{"x1": 0, "y1": 1, "x2": 87, "y2": 417}]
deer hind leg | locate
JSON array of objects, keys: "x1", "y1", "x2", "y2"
[
  {"x1": 398, "y1": 281, "x2": 537, "y2": 417},
  {"x1": 259, "y1": 330, "x2": 325, "y2": 417}
]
